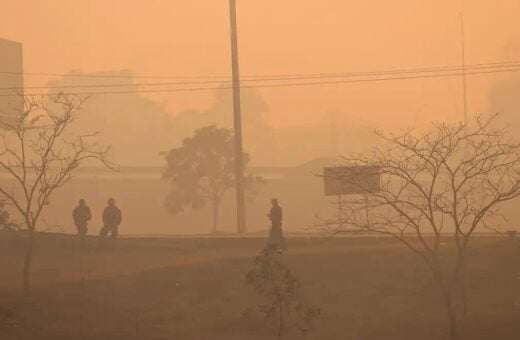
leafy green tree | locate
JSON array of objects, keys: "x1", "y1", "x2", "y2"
[{"x1": 163, "y1": 125, "x2": 257, "y2": 233}]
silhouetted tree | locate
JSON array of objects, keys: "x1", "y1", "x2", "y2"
[
  {"x1": 320, "y1": 114, "x2": 520, "y2": 340},
  {"x1": 172, "y1": 88, "x2": 276, "y2": 165},
  {"x1": 0, "y1": 94, "x2": 113, "y2": 292},
  {"x1": 245, "y1": 245, "x2": 321, "y2": 339},
  {"x1": 163, "y1": 125, "x2": 257, "y2": 233},
  {"x1": 46, "y1": 71, "x2": 174, "y2": 165}
]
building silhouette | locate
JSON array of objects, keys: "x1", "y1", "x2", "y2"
[{"x1": 0, "y1": 38, "x2": 23, "y2": 122}]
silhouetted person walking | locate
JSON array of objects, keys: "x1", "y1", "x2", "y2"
[
  {"x1": 99, "y1": 198, "x2": 122, "y2": 244},
  {"x1": 73, "y1": 199, "x2": 91, "y2": 249},
  {"x1": 267, "y1": 198, "x2": 286, "y2": 250}
]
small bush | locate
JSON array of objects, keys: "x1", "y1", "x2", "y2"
[{"x1": 245, "y1": 245, "x2": 320, "y2": 339}]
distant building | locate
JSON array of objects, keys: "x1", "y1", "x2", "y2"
[{"x1": 0, "y1": 38, "x2": 23, "y2": 124}]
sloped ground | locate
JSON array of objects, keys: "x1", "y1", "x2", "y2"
[{"x1": 0, "y1": 234, "x2": 518, "y2": 339}]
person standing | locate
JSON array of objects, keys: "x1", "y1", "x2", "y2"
[
  {"x1": 99, "y1": 198, "x2": 122, "y2": 242},
  {"x1": 267, "y1": 198, "x2": 286, "y2": 250},
  {"x1": 73, "y1": 199, "x2": 92, "y2": 249}
]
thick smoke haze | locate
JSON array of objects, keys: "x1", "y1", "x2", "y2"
[{"x1": 1, "y1": 2, "x2": 520, "y2": 339}]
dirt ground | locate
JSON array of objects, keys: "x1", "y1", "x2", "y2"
[{"x1": 0, "y1": 233, "x2": 519, "y2": 340}]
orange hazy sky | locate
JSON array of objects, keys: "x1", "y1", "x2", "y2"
[{"x1": 2, "y1": 0, "x2": 519, "y2": 129}]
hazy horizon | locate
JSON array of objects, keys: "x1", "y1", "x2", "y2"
[{"x1": 2, "y1": 0, "x2": 520, "y2": 167}]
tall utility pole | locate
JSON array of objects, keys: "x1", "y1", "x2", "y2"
[
  {"x1": 459, "y1": 12, "x2": 468, "y2": 125},
  {"x1": 229, "y1": 0, "x2": 247, "y2": 233}
]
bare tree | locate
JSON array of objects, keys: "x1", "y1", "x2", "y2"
[
  {"x1": 0, "y1": 94, "x2": 113, "y2": 292},
  {"x1": 319, "y1": 114, "x2": 520, "y2": 340}
]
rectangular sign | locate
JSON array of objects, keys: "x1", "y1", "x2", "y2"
[{"x1": 323, "y1": 166, "x2": 381, "y2": 196}]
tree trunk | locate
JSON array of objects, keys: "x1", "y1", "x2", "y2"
[
  {"x1": 430, "y1": 263, "x2": 461, "y2": 340},
  {"x1": 211, "y1": 197, "x2": 220, "y2": 234},
  {"x1": 276, "y1": 302, "x2": 284, "y2": 340},
  {"x1": 23, "y1": 230, "x2": 35, "y2": 293},
  {"x1": 442, "y1": 289, "x2": 460, "y2": 340}
]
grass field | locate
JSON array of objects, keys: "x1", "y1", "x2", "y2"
[{"x1": 0, "y1": 233, "x2": 519, "y2": 340}]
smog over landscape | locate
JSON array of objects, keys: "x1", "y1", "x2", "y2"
[{"x1": 0, "y1": 1, "x2": 519, "y2": 339}]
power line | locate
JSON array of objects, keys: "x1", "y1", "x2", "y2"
[
  {"x1": 0, "y1": 66, "x2": 518, "y2": 98},
  {"x1": 0, "y1": 62, "x2": 519, "y2": 91},
  {"x1": 239, "y1": 60, "x2": 520, "y2": 79},
  {"x1": 0, "y1": 71, "x2": 230, "y2": 80},
  {"x1": 1, "y1": 59, "x2": 519, "y2": 81}
]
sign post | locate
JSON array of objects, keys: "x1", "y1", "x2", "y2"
[{"x1": 323, "y1": 166, "x2": 381, "y2": 224}]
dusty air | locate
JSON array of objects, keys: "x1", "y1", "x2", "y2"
[{"x1": 0, "y1": 1, "x2": 519, "y2": 339}]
